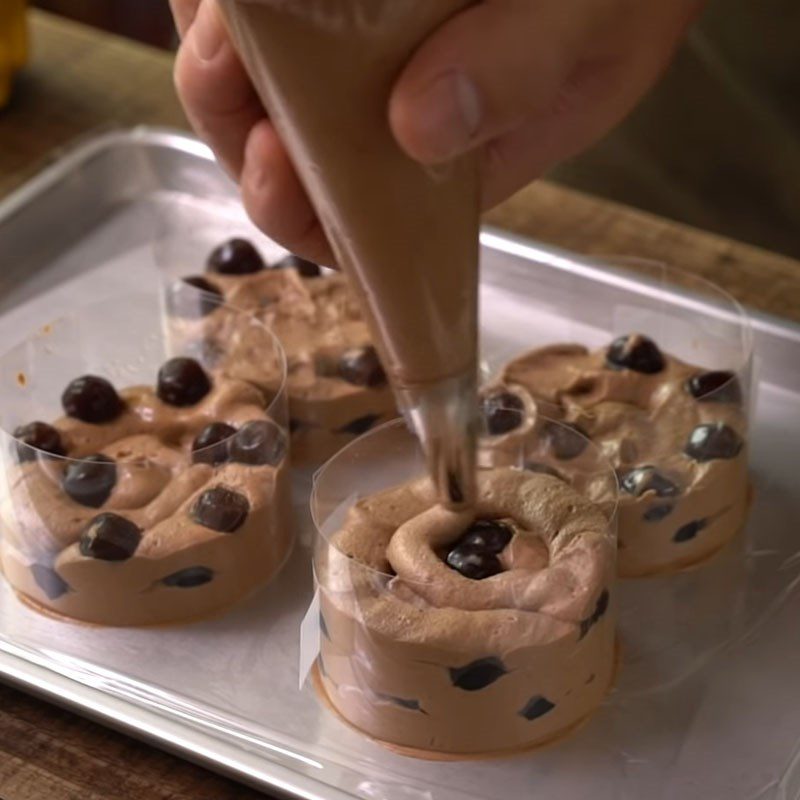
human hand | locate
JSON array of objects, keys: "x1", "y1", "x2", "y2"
[{"x1": 171, "y1": 0, "x2": 704, "y2": 265}]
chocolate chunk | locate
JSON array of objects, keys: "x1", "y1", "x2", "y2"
[
  {"x1": 687, "y1": 370, "x2": 742, "y2": 404},
  {"x1": 338, "y1": 346, "x2": 386, "y2": 387},
  {"x1": 606, "y1": 334, "x2": 665, "y2": 374},
  {"x1": 157, "y1": 357, "x2": 212, "y2": 407},
  {"x1": 62, "y1": 375, "x2": 123, "y2": 424},
  {"x1": 620, "y1": 466, "x2": 679, "y2": 498},
  {"x1": 519, "y1": 695, "x2": 556, "y2": 721},
  {"x1": 167, "y1": 276, "x2": 223, "y2": 318},
  {"x1": 643, "y1": 504, "x2": 674, "y2": 522},
  {"x1": 445, "y1": 547, "x2": 503, "y2": 580},
  {"x1": 337, "y1": 414, "x2": 381, "y2": 436},
  {"x1": 30, "y1": 564, "x2": 70, "y2": 600},
  {"x1": 192, "y1": 422, "x2": 236, "y2": 465},
  {"x1": 456, "y1": 520, "x2": 513, "y2": 554},
  {"x1": 674, "y1": 519, "x2": 708, "y2": 543},
  {"x1": 580, "y1": 589, "x2": 610, "y2": 638},
  {"x1": 543, "y1": 420, "x2": 589, "y2": 460},
  {"x1": 79, "y1": 513, "x2": 142, "y2": 561},
  {"x1": 274, "y1": 253, "x2": 322, "y2": 277},
  {"x1": 190, "y1": 486, "x2": 250, "y2": 533},
  {"x1": 63, "y1": 453, "x2": 117, "y2": 508},
  {"x1": 206, "y1": 238, "x2": 265, "y2": 275},
  {"x1": 481, "y1": 390, "x2": 526, "y2": 435},
  {"x1": 162, "y1": 566, "x2": 215, "y2": 588},
  {"x1": 449, "y1": 657, "x2": 507, "y2": 691},
  {"x1": 685, "y1": 423, "x2": 744, "y2": 462},
  {"x1": 524, "y1": 461, "x2": 565, "y2": 480},
  {"x1": 12, "y1": 421, "x2": 65, "y2": 462},
  {"x1": 229, "y1": 420, "x2": 286, "y2": 466}
]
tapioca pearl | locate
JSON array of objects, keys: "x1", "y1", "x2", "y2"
[
  {"x1": 454, "y1": 520, "x2": 513, "y2": 554},
  {"x1": 338, "y1": 346, "x2": 386, "y2": 388},
  {"x1": 686, "y1": 370, "x2": 742, "y2": 404},
  {"x1": 449, "y1": 657, "x2": 508, "y2": 691},
  {"x1": 337, "y1": 414, "x2": 381, "y2": 436},
  {"x1": 620, "y1": 466, "x2": 679, "y2": 498},
  {"x1": 79, "y1": 513, "x2": 142, "y2": 561},
  {"x1": 206, "y1": 238, "x2": 265, "y2": 275},
  {"x1": 685, "y1": 423, "x2": 744, "y2": 462},
  {"x1": 606, "y1": 334, "x2": 665, "y2": 374},
  {"x1": 62, "y1": 375, "x2": 124, "y2": 424},
  {"x1": 543, "y1": 421, "x2": 589, "y2": 460},
  {"x1": 190, "y1": 486, "x2": 250, "y2": 533},
  {"x1": 519, "y1": 695, "x2": 556, "y2": 721},
  {"x1": 30, "y1": 564, "x2": 70, "y2": 600},
  {"x1": 273, "y1": 253, "x2": 322, "y2": 277},
  {"x1": 480, "y1": 389, "x2": 526, "y2": 436},
  {"x1": 12, "y1": 421, "x2": 65, "y2": 462},
  {"x1": 229, "y1": 420, "x2": 286, "y2": 466},
  {"x1": 192, "y1": 422, "x2": 237, "y2": 466},
  {"x1": 157, "y1": 358, "x2": 212, "y2": 407},
  {"x1": 62, "y1": 454, "x2": 117, "y2": 508},
  {"x1": 445, "y1": 547, "x2": 503, "y2": 580},
  {"x1": 673, "y1": 519, "x2": 708, "y2": 543},
  {"x1": 162, "y1": 566, "x2": 215, "y2": 588}
]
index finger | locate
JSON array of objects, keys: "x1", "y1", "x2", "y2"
[{"x1": 170, "y1": 0, "x2": 202, "y2": 38}]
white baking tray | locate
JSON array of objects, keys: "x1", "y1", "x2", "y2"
[{"x1": 1, "y1": 128, "x2": 800, "y2": 800}]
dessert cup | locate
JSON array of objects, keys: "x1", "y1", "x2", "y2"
[
  {"x1": 484, "y1": 258, "x2": 753, "y2": 577},
  {"x1": 155, "y1": 204, "x2": 397, "y2": 467},
  {"x1": 310, "y1": 417, "x2": 618, "y2": 757},
  {"x1": 0, "y1": 290, "x2": 292, "y2": 626}
]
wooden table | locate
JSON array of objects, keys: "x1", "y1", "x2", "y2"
[{"x1": 0, "y1": 11, "x2": 798, "y2": 800}]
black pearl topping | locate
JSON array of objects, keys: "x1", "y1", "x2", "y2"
[
  {"x1": 481, "y1": 390, "x2": 526, "y2": 436},
  {"x1": 685, "y1": 423, "x2": 744, "y2": 462},
  {"x1": 79, "y1": 513, "x2": 142, "y2": 561},
  {"x1": 157, "y1": 357, "x2": 212, "y2": 407},
  {"x1": 686, "y1": 370, "x2": 742, "y2": 404},
  {"x1": 13, "y1": 421, "x2": 65, "y2": 461},
  {"x1": 619, "y1": 466, "x2": 679, "y2": 498},
  {"x1": 445, "y1": 520, "x2": 512, "y2": 580},
  {"x1": 190, "y1": 486, "x2": 250, "y2": 533},
  {"x1": 192, "y1": 422, "x2": 237, "y2": 466},
  {"x1": 63, "y1": 453, "x2": 117, "y2": 508},
  {"x1": 606, "y1": 334, "x2": 665, "y2": 374},
  {"x1": 274, "y1": 253, "x2": 322, "y2": 277},
  {"x1": 229, "y1": 420, "x2": 286, "y2": 466},
  {"x1": 62, "y1": 375, "x2": 124, "y2": 424},
  {"x1": 206, "y1": 238, "x2": 265, "y2": 275},
  {"x1": 338, "y1": 346, "x2": 386, "y2": 388}
]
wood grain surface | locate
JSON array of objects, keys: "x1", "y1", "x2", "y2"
[{"x1": 0, "y1": 10, "x2": 799, "y2": 800}]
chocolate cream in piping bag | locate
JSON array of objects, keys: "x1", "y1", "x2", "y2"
[{"x1": 218, "y1": 0, "x2": 481, "y2": 507}]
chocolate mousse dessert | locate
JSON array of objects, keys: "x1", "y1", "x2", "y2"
[
  {"x1": 168, "y1": 239, "x2": 397, "y2": 465},
  {"x1": 487, "y1": 335, "x2": 749, "y2": 576},
  {"x1": 1, "y1": 359, "x2": 291, "y2": 625},
  {"x1": 315, "y1": 467, "x2": 616, "y2": 755},
  {"x1": 217, "y1": 0, "x2": 482, "y2": 507}
]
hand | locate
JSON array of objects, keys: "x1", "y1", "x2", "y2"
[{"x1": 171, "y1": 0, "x2": 704, "y2": 265}]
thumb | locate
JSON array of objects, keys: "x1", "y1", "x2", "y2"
[{"x1": 389, "y1": 1, "x2": 577, "y2": 164}]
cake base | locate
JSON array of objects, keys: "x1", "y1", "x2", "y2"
[{"x1": 311, "y1": 639, "x2": 621, "y2": 761}]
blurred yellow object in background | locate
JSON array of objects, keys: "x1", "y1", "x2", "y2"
[{"x1": 0, "y1": 0, "x2": 28, "y2": 108}]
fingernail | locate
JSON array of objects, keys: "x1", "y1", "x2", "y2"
[
  {"x1": 409, "y1": 71, "x2": 482, "y2": 161},
  {"x1": 192, "y1": 1, "x2": 224, "y2": 61}
]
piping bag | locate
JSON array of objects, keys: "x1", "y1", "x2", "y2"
[{"x1": 218, "y1": 0, "x2": 481, "y2": 508}]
